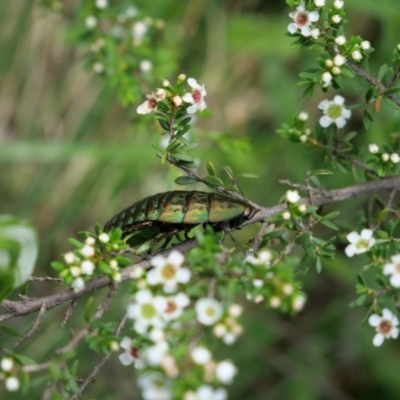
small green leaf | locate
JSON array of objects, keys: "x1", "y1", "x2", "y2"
[
  {"x1": 384, "y1": 86, "x2": 400, "y2": 95},
  {"x1": 175, "y1": 176, "x2": 198, "y2": 185},
  {"x1": 207, "y1": 161, "x2": 216, "y2": 176},
  {"x1": 239, "y1": 173, "x2": 258, "y2": 178},
  {"x1": 68, "y1": 238, "x2": 83, "y2": 249},
  {"x1": 204, "y1": 176, "x2": 224, "y2": 187},
  {"x1": 0, "y1": 324, "x2": 21, "y2": 337},
  {"x1": 171, "y1": 152, "x2": 194, "y2": 162},
  {"x1": 315, "y1": 256, "x2": 322, "y2": 273},
  {"x1": 85, "y1": 297, "x2": 94, "y2": 323},
  {"x1": 313, "y1": 169, "x2": 333, "y2": 176},
  {"x1": 320, "y1": 220, "x2": 339, "y2": 230},
  {"x1": 51, "y1": 261, "x2": 66, "y2": 271}
]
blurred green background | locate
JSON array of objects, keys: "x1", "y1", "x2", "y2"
[{"x1": 1, "y1": 0, "x2": 400, "y2": 399}]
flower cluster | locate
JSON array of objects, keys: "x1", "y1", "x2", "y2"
[
  {"x1": 245, "y1": 250, "x2": 306, "y2": 313},
  {"x1": 137, "y1": 76, "x2": 207, "y2": 116},
  {"x1": 83, "y1": 3, "x2": 165, "y2": 79},
  {"x1": 0, "y1": 358, "x2": 19, "y2": 392},
  {"x1": 52, "y1": 229, "x2": 130, "y2": 293},
  {"x1": 367, "y1": 143, "x2": 400, "y2": 176},
  {"x1": 120, "y1": 249, "x2": 246, "y2": 399}
]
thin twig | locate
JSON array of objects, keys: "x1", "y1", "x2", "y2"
[
  {"x1": 61, "y1": 298, "x2": 78, "y2": 327},
  {"x1": 1, "y1": 302, "x2": 47, "y2": 353}
]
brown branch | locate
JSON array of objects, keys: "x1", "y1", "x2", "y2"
[
  {"x1": 1, "y1": 302, "x2": 47, "y2": 353},
  {"x1": 1, "y1": 176, "x2": 400, "y2": 322},
  {"x1": 346, "y1": 60, "x2": 400, "y2": 108}
]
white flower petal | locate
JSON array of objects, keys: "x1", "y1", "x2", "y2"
[
  {"x1": 187, "y1": 78, "x2": 198, "y2": 88},
  {"x1": 136, "y1": 289, "x2": 153, "y2": 304},
  {"x1": 186, "y1": 104, "x2": 198, "y2": 114},
  {"x1": 344, "y1": 244, "x2": 356, "y2": 257},
  {"x1": 333, "y1": 95, "x2": 345, "y2": 105},
  {"x1": 335, "y1": 117, "x2": 346, "y2": 128},
  {"x1": 119, "y1": 353, "x2": 134, "y2": 366},
  {"x1": 346, "y1": 232, "x2": 360, "y2": 244},
  {"x1": 373, "y1": 333, "x2": 384, "y2": 347},
  {"x1": 288, "y1": 23, "x2": 298, "y2": 34},
  {"x1": 391, "y1": 327, "x2": 399, "y2": 338},
  {"x1": 177, "y1": 268, "x2": 191, "y2": 283},
  {"x1": 308, "y1": 11, "x2": 320, "y2": 22},
  {"x1": 360, "y1": 229, "x2": 373, "y2": 240},
  {"x1": 342, "y1": 109, "x2": 352, "y2": 119},
  {"x1": 301, "y1": 26, "x2": 312, "y2": 37},
  {"x1": 383, "y1": 263, "x2": 395, "y2": 275},
  {"x1": 120, "y1": 336, "x2": 132, "y2": 350},
  {"x1": 382, "y1": 308, "x2": 393, "y2": 320},
  {"x1": 319, "y1": 115, "x2": 332, "y2": 128},
  {"x1": 318, "y1": 99, "x2": 329, "y2": 110},
  {"x1": 368, "y1": 314, "x2": 381, "y2": 327},
  {"x1": 391, "y1": 254, "x2": 400, "y2": 264},
  {"x1": 390, "y1": 274, "x2": 400, "y2": 288},
  {"x1": 168, "y1": 250, "x2": 184, "y2": 266}
]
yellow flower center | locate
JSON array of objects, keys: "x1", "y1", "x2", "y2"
[{"x1": 161, "y1": 263, "x2": 176, "y2": 280}]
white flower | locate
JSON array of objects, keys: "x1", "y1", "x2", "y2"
[
  {"x1": 70, "y1": 266, "x2": 81, "y2": 277},
  {"x1": 298, "y1": 204, "x2": 307, "y2": 213},
  {"x1": 149, "y1": 328, "x2": 165, "y2": 342},
  {"x1": 287, "y1": 3, "x2": 319, "y2": 37},
  {"x1": 95, "y1": 0, "x2": 108, "y2": 9},
  {"x1": 333, "y1": 0, "x2": 344, "y2": 9},
  {"x1": 119, "y1": 336, "x2": 141, "y2": 367},
  {"x1": 215, "y1": 360, "x2": 237, "y2": 384},
  {"x1": 80, "y1": 260, "x2": 95, "y2": 275},
  {"x1": 382, "y1": 153, "x2": 390, "y2": 162},
  {"x1": 345, "y1": 229, "x2": 375, "y2": 257},
  {"x1": 137, "y1": 94, "x2": 159, "y2": 114},
  {"x1": 5, "y1": 376, "x2": 20, "y2": 392},
  {"x1": 92, "y1": 62, "x2": 104, "y2": 74},
  {"x1": 98, "y1": 232, "x2": 109, "y2": 243},
  {"x1": 318, "y1": 95, "x2": 351, "y2": 128},
  {"x1": 352, "y1": 50, "x2": 362, "y2": 61},
  {"x1": 86, "y1": 237, "x2": 96, "y2": 245},
  {"x1": 286, "y1": 190, "x2": 300, "y2": 203},
  {"x1": 182, "y1": 78, "x2": 207, "y2": 114},
  {"x1": 155, "y1": 88, "x2": 167, "y2": 100},
  {"x1": 282, "y1": 283, "x2": 294, "y2": 295},
  {"x1": 369, "y1": 143, "x2": 379, "y2": 154},
  {"x1": 299, "y1": 111, "x2": 308, "y2": 121},
  {"x1": 138, "y1": 372, "x2": 172, "y2": 400},
  {"x1": 253, "y1": 279, "x2": 264, "y2": 288},
  {"x1": 314, "y1": 0, "x2": 325, "y2": 7},
  {"x1": 191, "y1": 347, "x2": 212, "y2": 365},
  {"x1": 368, "y1": 308, "x2": 399, "y2": 346},
  {"x1": 64, "y1": 251, "x2": 76, "y2": 264},
  {"x1": 228, "y1": 304, "x2": 243, "y2": 318},
  {"x1": 333, "y1": 54, "x2": 346, "y2": 66},
  {"x1": 126, "y1": 6, "x2": 138, "y2": 18},
  {"x1": 71, "y1": 277, "x2": 85, "y2": 293},
  {"x1": 140, "y1": 60, "x2": 153, "y2": 73},
  {"x1": 130, "y1": 266, "x2": 145, "y2": 279},
  {"x1": 196, "y1": 298, "x2": 223, "y2": 326},
  {"x1": 132, "y1": 21, "x2": 148, "y2": 42},
  {"x1": 390, "y1": 153, "x2": 400, "y2": 163},
  {"x1": 127, "y1": 289, "x2": 167, "y2": 334},
  {"x1": 282, "y1": 211, "x2": 291, "y2": 220},
  {"x1": 245, "y1": 249, "x2": 272, "y2": 267},
  {"x1": 321, "y1": 71, "x2": 332, "y2": 86},
  {"x1": 311, "y1": 28, "x2": 320, "y2": 39},
  {"x1": 147, "y1": 251, "x2": 190, "y2": 293},
  {"x1": 1, "y1": 358, "x2": 13, "y2": 372},
  {"x1": 270, "y1": 296, "x2": 281, "y2": 308},
  {"x1": 299, "y1": 134, "x2": 307, "y2": 143},
  {"x1": 85, "y1": 16, "x2": 97, "y2": 29},
  {"x1": 292, "y1": 295, "x2": 306, "y2": 311},
  {"x1": 361, "y1": 40, "x2": 371, "y2": 50},
  {"x1": 331, "y1": 14, "x2": 341, "y2": 24},
  {"x1": 335, "y1": 35, "x2": 346, "y2": 46},
  {"x1": 80, "y1": 244, "x2": 95, "y2": 257},
  {"x1": 163, "y1": 292, "x2": 190, "y2": 320},
  {"x1": 383, "y1": 254, "x2": 400, "y2": 287},
  {"x1": 172, "y1": 95, "x2": 183, "y2": 107},
  {"x1": 196, "y1": 385, "x2": 227, "y2": 400},
  {"x1": 143, "y1": 340, "x2": 169, "y2": 366}
]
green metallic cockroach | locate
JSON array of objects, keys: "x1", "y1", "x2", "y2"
[{"x1": 104, "y1": 190, "x2": 255, "y2": 247}]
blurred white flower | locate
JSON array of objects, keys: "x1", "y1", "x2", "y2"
[
  {"x1": 98, "y1": 232, "x2": 109, "y2": 243},
  {"x1": 361, "y1": 40, "x2": 371, "y2": 50},
  {"x1": 72, "y1": 277, "x2": 85, "y2": 293},
  {"x1": 95, "y1": 0, "x2": 108, "y2": 9},
  {"x1": 383, "y1": 254, "x2": 400, "y2": 287},
  {"x1": 137, "y1": 94, "x2": 159, "y2": 114},
  {"x1": 147, "y1": 251, "x2": 190, "y2": 293},
  {"x1": 352, "y1": 50, "x2": 363, "y2": 61},
  {"x1": 80, "y1": 260, "x2": 95, "y2": 275},
  {"x1": 344, "y1": 229, "x2": 375, "y2": 257},
  {"x1": 182, "y1": 78, "x2": 207, "y2": 113},
  {"x1": 196, "y1": 298, "x2": 223, "y2": 326},
  {"x1": 331, "y1": 14, "x2": 341, "y2": 24},
  {"x1": 382, "y1": 153, "x2": 390, "y2": 162},
  {"x1": 215, "y1": 360, "x2": 237, "y2": 384},
  {"x1": 390, "y1": 153, "x2": 400, "y2": 163},
  {"x1": 80, "y1": 244, "x2": 95, "y2": 257},
  {"x1": 119, "y1": 336, "x2": 141, "y2": 367},
  {"x1": 286, "y1": 190, "x2": 301, "y2": 203},
  {"x1": 368, "y1": 308, "x2": 399, "y2": 346},
  {"x1": 163, "y1": 292, "x2": 190, "y2": 320},
  {"x1": 1, "y1": 358, "x2": 13, "y2": 372},
  {"x1": 85, "y1": 16, "x2": 97, "y2": 29},
  {"x1": 132, "y1": 21, "x2": 148, "y2": 43},
  {"x1": 140, "y1": 60, "x2": 153, "y2": 73},
  {"x1": 196, "y1": 385, "x2": 227, "y2": 400},
  {"x1": 287, "y1": 2, "x2": 319, "y2": 37},
  {"x1": 318, "y1": 95, "x2": 351, "y2": 128},
  {"x1": 191, "y1": 347, "x2": 212, "y2": 365},
  {"x1": 335, "y1": 36, "x2": 346, "y2": 45},
  {"x1": 368, "y1": 144, "x2": 379, "y2": 154},
  {"x1": 333, "y1": 0, "x2": 344, "y2": 9},
  {"x1": 5, "y1": 376, "x2": 20, "y2": 392}
]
